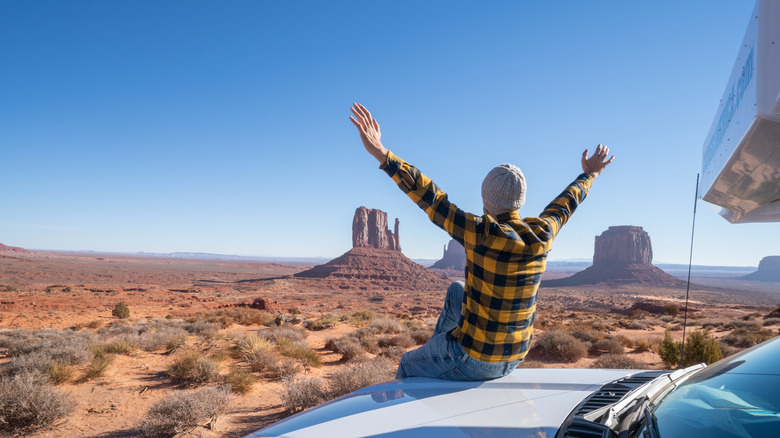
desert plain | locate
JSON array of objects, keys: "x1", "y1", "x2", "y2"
[{"x1": 0, "y1": 246, "x2": 778, "y2": 438}]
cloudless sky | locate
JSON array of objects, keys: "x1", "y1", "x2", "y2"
[{"x1": 2, "y1": 1, "x2": 777, "y2": 267}]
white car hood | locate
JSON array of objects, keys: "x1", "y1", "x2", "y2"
[{"x1": 248, "y1": 368, "x2": 641, "y2": 438}]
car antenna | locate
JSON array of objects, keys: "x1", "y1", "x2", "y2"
[{"x1": 680, "y1": 173, "x2": 700, "y2": 368}]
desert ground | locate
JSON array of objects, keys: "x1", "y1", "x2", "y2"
[{"x1": 0, "y1": 250, "x2": 778, "y2": 437}]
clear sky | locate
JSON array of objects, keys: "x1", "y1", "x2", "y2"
[{"x1": 2, "y1": 1, "x2": 777, "y2": 267}]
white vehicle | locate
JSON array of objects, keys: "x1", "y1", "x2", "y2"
[{"x1": 246, "y1": 337, "x2": 780, "y2": 437}]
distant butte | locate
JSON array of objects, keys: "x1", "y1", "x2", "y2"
[
  {"x1": 0, "y1": 243, "x2": 31, "y2": 254},
  {"x1": 543, "y1": 226, "x2": 685, "y2": 287},
  {"x1": 742, "y1": 256, "x2": 780, "y2": 282},
  {"x1": 295, "y1": 207, "x2": 449, "y2": 290}
]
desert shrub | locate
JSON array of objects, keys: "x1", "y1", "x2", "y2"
[
  {"x1": 378, "y1": 345, "x2": 406, "y2": 361},
  {"x1": 237, "y1": 335, "x2": 274, "y2": 357},
  {"x1": 376, "y1": 333, "x2": 415, "y2": 349},
  {"x1": 140, "y1": 386, "x2": 232, "y2": 438},
  {"x1": 0, "y1": 372, "x2": 75, "y2": 433},
  {"x1": 682, "y1": 330, "x2": 723, "y2": 366},
  {"x1": 112, "y1": 302, "x2": 130, "y2": 319},
  {"x1": 659, "y1": 329, "x2": 722, "y2": 368},
  {"x1": 589, "y1": 338, "x2": 625, "y2": 355},
  {"x1": 325, "y1": 337, "x2": 366, "y2": 362},
  {"x1": 571, "y1": 329, "x2": 602, "y2": 344},
  {"x1": 137, "y1": 326, "x2": 189, "y2": 352},
  {"x1": 742, "y1": 313, "x2": 760, "y2": 321},
  {"x1": 328, "y1": 358, "x2": 396, "y2": 399},
  {"x1": 763, "y1": 318, "x2": 780, "y2": 327},
  {"x1": 223, "y1": 368, "x2": 256, "y2": 395},
  {"x1": 244, "y1": 349, "x2": 277, "y2": 373},
  {"x1": 532, "y1": 331, "x2": 587, "y2": 362},
  {"x1": 193, "y1": 308, "x2": 267, "y2": 328},
  {"x1": 662, "y1": 303, "x2": 680, "y2": 316},
  {"x1": 167, "y1": 352, "x2": 219, "y2": 384},
  {"x1": 281, "y1": 376, "x2": 328, "y2": 413},
  {"x1": 183, "y1": 321, "x2": 220, "y2": 339},
  {"x1": 623, "y1": 320, "x2": 649, "y2": 330},
  {"x1": 277, "y1": 338, "x2": 321, "y2": 367},
  {"x1": 266, "y1": 357, "x2": 301, "y2": 380},
  {"x1": 699, "y1": 319, "x2": 726, "y2": 329},
  {"x1": 80, "y1": 353, "x2": 115, "y2": 382},
  {"x1": 348, "y1": 310, "x2": 378, "y2": 325},
  {"x1": 766, "y1": 305, "x2": 780, "y2": 319},
  {"x1": 722, "y1": 326, "x2": 776, "y2": 348},
  {"x1": 369, "y1": 317, "x2": 404, "y2": 334},
  {"x1": 349, "y1": 327, "x2": 380, "y2": 353},
  {"x1": 99, "y1": 339, "x2": 139, "y2": 355},
  {"x1": 719, "y1": 340, "x2": 742, "y2": 358},
  {"x1": 723, "y1": 320, "x2": 761, "y2": 330},
  {"x1": 302, "y1": 314, "x2": 338, "y2": 331},
  {"x1": 591, "y1": 354, "x2": 642, "y2": 369},
  {"x1": 660, "y1": 315, "x2": 675, "y2": 323},
  {"x1": 516, "y1": 360, "x2": 545, "y2": 368},
  {"x1": 407, "y1": 325, "x2": 433, "y2": 345},
  {"x1": 45, "y1": 362, "x2": 74, "y2": 385},
  {"x1": 633, "y1": 338, "x2": 655, "y2": 353},
  {"x1": 257, "y1": 326, "x2": 306, "y2": 343},
  {"x1": 658, "y1": 330, "x2": 682, "y2": 368}
]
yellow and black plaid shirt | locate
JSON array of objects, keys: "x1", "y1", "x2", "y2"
[{"x1": 381, "y1": 151, "x2": 593, "y2": 362}]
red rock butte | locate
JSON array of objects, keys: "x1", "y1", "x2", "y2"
[
  {"x1": 543, "y1": 226, "x2": 685, "y2": 287},
  {"x1": 0, "y1": 243, "x2": 31, "y2": 254},
  {"x1": 295, "y1": 207, "x2": 450, "y2": 290}
]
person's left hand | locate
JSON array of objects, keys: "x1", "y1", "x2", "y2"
[{"x1": 350, "y1": 103, "x2": 388, "y2": 163}]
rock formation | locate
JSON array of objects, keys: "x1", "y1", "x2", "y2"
[
  {"x1": 742, "y1": 256, "x2": 780, "y2": 282},
  {"x1": 431, "y1": 239, "x2": 466, "y2": 271},
  {"x1": 543, "y1": 226, "x2": 685, "y2": 286},
  {"x1": 296, "y1": 207, "x2": 448, "y2": 290},
  {"x1": 352, "y1": 207, "x2": 401, "y2": 252},
  {"x1": 0, "y1": 243, "x2": 30, "y2": 254}
]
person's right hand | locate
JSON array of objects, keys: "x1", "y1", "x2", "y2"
[
  {"x1": 581, "y1": 144, "x2": 615, "y2": 178},
  {"x1": 350, "y1": 103, "x2": 388, "y2": 163}
]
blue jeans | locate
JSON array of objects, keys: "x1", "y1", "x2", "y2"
[{"x1": 395, "y1": 281, "x2": 520, "y2": 381}]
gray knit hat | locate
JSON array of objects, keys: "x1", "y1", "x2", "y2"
[{"x1": 481, "y1": 163, "x2": 526, "y2": 215}]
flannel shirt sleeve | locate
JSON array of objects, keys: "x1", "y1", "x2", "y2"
[
  {"x1": 380, "y1": 151, "x2": 484, "y2": 247},
  {"x1": 532, "y1": 173, "x2": 593, "y2": 237}
]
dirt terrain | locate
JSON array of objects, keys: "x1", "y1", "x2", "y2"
[{"x1": 0, "y1": 250, "x2": 777, "y2": 437}]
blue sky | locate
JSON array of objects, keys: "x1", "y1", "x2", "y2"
[{"x1": 2, "y1": 1, "x2": 776, "y2": 267}]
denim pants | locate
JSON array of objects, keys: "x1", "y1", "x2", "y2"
[{"x1": 395, "y1": 281, "x2": 520, "y2": 381}]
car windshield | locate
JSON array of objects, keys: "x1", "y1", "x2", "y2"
[{"x1": 651, "y1": 338, "x2": 780, "y2": 438}]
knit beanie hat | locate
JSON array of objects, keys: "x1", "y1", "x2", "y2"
[{"x1": 481, "y1": 163, "x2": 526, "y2": 215}]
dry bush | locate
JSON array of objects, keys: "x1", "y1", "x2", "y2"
[
  {"x1": 588, "y1": 320, "x2": 611, "y2": 331},
  {"x1": 662, "y1": 303, "x2": 680, "y2": 316},
  {"x1": 281, "y1": 376, "x2": 328, "y2": 414},
  {"x1": 193, "y1": 308, "x2": 268, "y2": 328},
  {"x1": 376, "y1": 333, "x2": 415, "y2": 349},
  {"x1": 140, "y1": 386, "x2": 232, "y2": 438},
  {"x1": 0, "y1": 372, "x2": 75, "y2": 433},
  {"x1": 622, "y1": 320, "x2": 649, "y2": 330},
  {"x1": 722, "y1": 326, "x2": 776, "y2": 348},
  {"x1": 723, "y1": 320, "x2": 762, "y2": 330},
  {"x1": 167, "y1": 352, "x2": 220, "y2": 384},
  {"x1": 325, "y1": 337, "x2": 367, "y2": 362},
  {"x1": 407, "y1": 325, "x2": 434, "y2": 345},
  {"x1": 532, "y1": 331, "x2": 587, "y2": 362},
  {"x1": 699, "y1": 319, "x2": 726, "y2": 329},
  {"x1": 516, "y1": 360, "x2": 545, "y2": 368},
  {"x1": 277, "y1": 338, "x2": 321, "y2": 367},
  {"x1": 46, "y1": 362, "x2": 74, "y2": 385},
  {"x1": 369, "y1": 317, "x2": 405, "y2": 334},
  {"x1": 327, "y1": 358, "x2": 396, "y2": 399},
  {"x1": 223, "y1": 367, "x2": 256, "y2": 395},
  {"x1": 138, "y1": 327, "x2": 189, "y2": 352},
  {"x1": 266, "y1": 357, "x2": 301, "y2": 380},
  {"x1": 589, "y1": 338, "x2": 625, "y2": 355},
  {"x1": 302, "y1": 314, "x2": 338, "y2": 331},
  {"x1": 570, "y1": 329, "x2": 602, "y2": 344},
  {"x1": 719, "y1": 340, "x2": 742, "y2": 358},
  {"x1": 766, "y1": 305, "x2": 780, "y2": 319},
  {"x1": 183, "y1": 321, "x2": 220, "y2": 339},
  {"x1": 660, "y1": 315, "x2": 675, "y2": 323},
  {"x1": 244, "y1": 349, "x2": 277, "y2": 373},
  {"x1": 591, "y1": 354, "x2": 642, "y2": 369},
  {"x1": 80, "y1": 353, "x2": 115, "y2": 382},
  {"x1": 378, "y1": 346, "x2": 406, "y2": 361},
  {"x1": 762, "y1": 317, "x2": 780, "y2": 326},
  {"x1": 237, "y1": 335, "x2": 274, "y2": 357},
  {"x1": 258, "y1": 326, "x2": 307, "y2": 343},
  {"x1": 348, "y1": 310, "x2": 378, "y2": 325},
  {"x1": 633, "y1": 338, "x2": 655, "y2": 353},
  {"x1": 112, "y1": 302, "x2": 130, "y2": 319}
]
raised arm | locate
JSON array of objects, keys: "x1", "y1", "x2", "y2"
[
  {"x1": 581, "y1": 144, "x2": 615, "y2": 178},
  {"x1": 350, "y1": 103, "x2": 388, "y2": 163}
]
